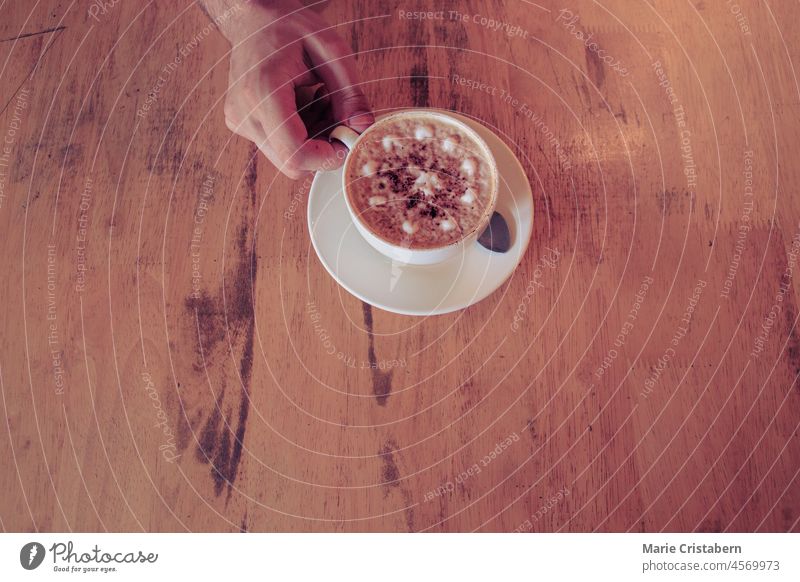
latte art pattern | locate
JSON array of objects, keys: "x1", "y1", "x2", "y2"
[{"x1": 345, "y1": 114, "x2": 495, "y2": 249}]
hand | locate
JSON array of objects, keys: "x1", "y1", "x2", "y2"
[{"x1": 206, "y1": 0, "x2": 374, "y2": 179}]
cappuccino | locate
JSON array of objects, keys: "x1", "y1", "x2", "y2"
[{"x1": 344, "y1": 112, "x2": 496, "y2": 249}]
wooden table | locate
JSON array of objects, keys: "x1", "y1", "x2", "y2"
[{"x1": 1, "y1": 0, "x2": 798, "y2": 532}]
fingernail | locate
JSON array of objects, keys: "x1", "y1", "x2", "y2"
[{"x1": 349, "y1": 110, "x2": 375, "y2": 130}]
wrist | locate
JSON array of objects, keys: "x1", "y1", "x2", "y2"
[{"x1": 214, "y1": 0, "x2": 303, "y2": 43}]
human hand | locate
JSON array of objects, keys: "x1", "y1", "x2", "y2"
[{"x1": 205, "y1": 0, "x2": 374, "y2": 179}]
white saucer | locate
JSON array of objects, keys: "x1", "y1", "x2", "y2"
[{"x1": 307, "y1": 109, "x2": 534, "y2": 316}]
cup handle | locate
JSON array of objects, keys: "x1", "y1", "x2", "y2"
[{"x1": 330, "y1": 125, "x2": 362, "y2": 150}]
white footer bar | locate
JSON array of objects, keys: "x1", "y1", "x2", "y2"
[{"x1": 1, "y1": 533, "x2": 797, "y2": 581}]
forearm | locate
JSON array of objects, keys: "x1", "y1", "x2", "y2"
[{"x1": 198, "y1": 0, "x2": 301, "y2": 42}]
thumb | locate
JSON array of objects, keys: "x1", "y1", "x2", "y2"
[
  {"x1": 303, "y1": 29, "x2": 374, "y2": 131},
  {"x1": 333, "y1": 85, "x2": 374, "y2": 132}
]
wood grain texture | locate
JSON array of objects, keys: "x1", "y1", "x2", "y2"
[{"x1": 0, "y1": 0, "x2": 798, "y2": 532}]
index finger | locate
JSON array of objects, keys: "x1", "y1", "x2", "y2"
[{"x1": 256, "y1": 79, "x2": 344, "y2": 172}]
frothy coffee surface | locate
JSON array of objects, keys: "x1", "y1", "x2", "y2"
[{"x1": 345, "y1": 114, "x2": 494, "y2": 249}]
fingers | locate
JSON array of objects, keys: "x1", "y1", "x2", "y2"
[
  {"x1": 222, "y1": 23, "x2": 368, "y2": 180},
  {"x1": 225, "y1": 110, "x2": 308, "y2": 179},
  {"x1": 303, "y1": 28, "x2": 374, "y2": 132},
  {"x1": 295, "y1": 83, "x2": 334, "y2": 138},
  {"x1": 255, "y1": 137, "x2": 312, "y2": 180},
  {"x1": 257, "y1": 79, "x2": 338, "y2": 168},
  {"x1": 225, "y1": 72, "x2": 346, "y2": 178}
]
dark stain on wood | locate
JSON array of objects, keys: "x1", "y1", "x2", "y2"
[
  {"x1": 410, "y1": 63, "x2": 429, "y2": 108},
  {"x1": 655, "y1": 188, "x2": 692, "y2": 216},
  {"x1": 435, "y1": 15, "x2": 468, "y2": 52},
  {"x1": 402, "y1": 491, "x2": 416, "y2": 533},
  {"x1": 585, "y1": 43, "x2": 606, "y2": 89},
  {"x1": 379, "y1": 440, "x2": 401, "y2": 493},
  {"x1": 379, "y1": 440, "x2": 415, "y2": 531},
  {"x1": 526, "y1": 418, "x2": 538, "y2": 442},
  {"x1": 144, "y1": 115, "x2": 185, "y2": 176},
  {"x1": 615, "y1": 103, "x2": 628, "y2": 125},
  {"x1": 228, "y1": 317, "x2": 254, "y2": 502},
  {"x1": 185, "y1": 291, "x2": 226, "y2": 370},
  {"x1": 196, "y1": 391, "x2": 224, "y2": 464},
  {"x1": 782, "y1": 507, "x2": 793, "y2": 528},
  {"x1": 221, "y1": 191, "x2": 259, "y2": 500},
  {"x1": 58, "y1": 142, "x2": 84, "y2": 167},
  {"x1": 361, "y1": 303, "x2": 393, "y2": 405},
  {"x1": 783, "y1": 289, "x2": 800, "y2": 379},
  {"x1": 191, "y1": 230, "x2": 256, "y2": 498},
  {"x1": 571, "y1": 70, "x2": 592, "y2": 110},
  {"x1": 347, "y1": 0, "x2": 368, "y2": 56},
  {"x1": 697, "y1": 518, "x2": 723, "y2": 533},
  {"x1": 244, "y1": 145, "x2": 258, "y2": 205},
  {"x1": 210, "y1": 412, "x2": 233, "y2": 496},
  {"x1": 186, "y1": 164, "x2": 259, "y2": 498},
  {"x1": 168, "y1": 378, "x2": 195, "y2": 454},
  {"x1": 173, "y1": 407, "x2": 199, "y2": 454}
]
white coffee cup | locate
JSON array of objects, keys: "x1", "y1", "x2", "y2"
[{"x1": 331, "y1": 110, "x2": 499, "y2": 266}]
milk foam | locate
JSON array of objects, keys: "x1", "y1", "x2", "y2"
[{"x1": 345, "y1": 114, "x2": 493, "y2": 249}]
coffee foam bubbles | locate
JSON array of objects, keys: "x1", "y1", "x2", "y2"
[
  {"x1": 361, "y1": 161, "x2": 377, "y2": 176},
  {"x1": 368, "y1": 195, "x2": 387, "y2": 206},
  {"x1": 414, "y1": 171, "x2": 440, "y2": 196},
  {"x1": 461, "y1": 158, "x2": 477, "y2": 176},
  {"x1": 345, "y1": 113, "x2": 494, "y2": 249},
  {"x1": 382, "y1": 136, "x2": 397, "y2": 151},
  {"x1": 415, "y1": 125, "x2": 434, "y2": 140}
]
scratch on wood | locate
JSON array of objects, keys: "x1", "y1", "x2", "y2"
[
  {"x1": 0, "y1": 26, "x2": 65, "y2": 117},
  {"x1": 0, "y1": 26, "x2": 66, "y2": 43}
]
